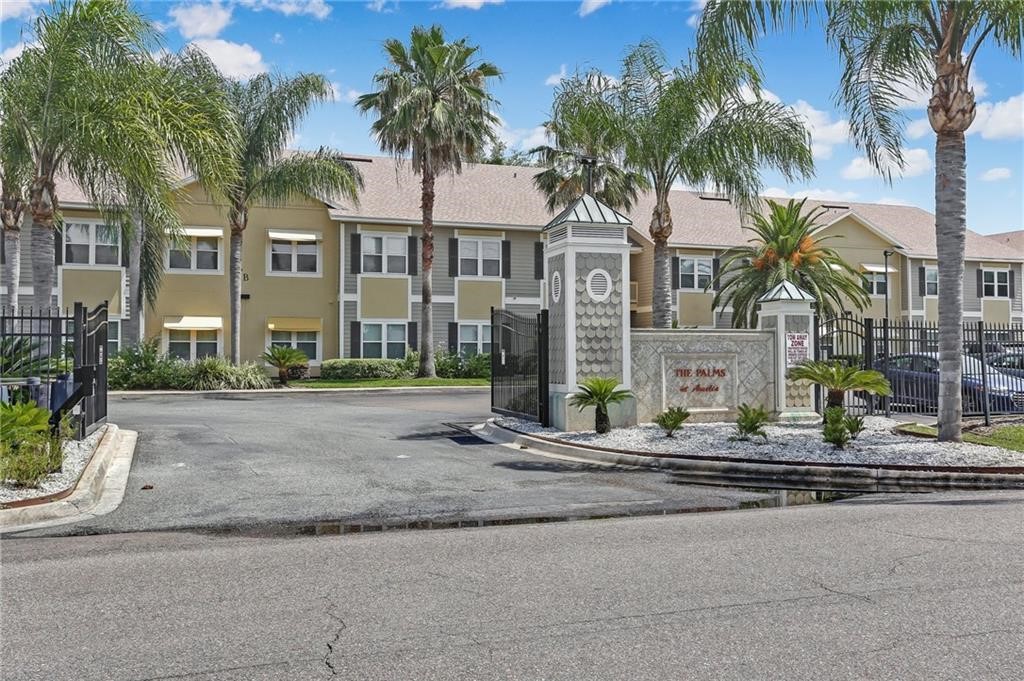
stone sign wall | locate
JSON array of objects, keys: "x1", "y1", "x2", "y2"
[{"x1": 630, "y1": 329, "x2": 776, "y2": 423}]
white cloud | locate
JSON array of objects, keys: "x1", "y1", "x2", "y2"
[
  {"x1": 686, "y1": 0, "x2": 707, "y2": 28},
  {"x1": 545, "y1": 64, "x2": 567, "y2": 87},
  {"x1": 738, "y1": 84, "x2": 781, "y2": 104},
  {"x1": 578, "y1": 0, "x2": 611, "y2": 17},
  {"x1": 906, "y1": 117, "x2": 932, "y2": 140},
  {"x1": 330, "y1": 82, "x2": 362, "y2": 104},
  {"x1": 763, "y1": 187, "x2": 860, "y2": 202},
  {"x1": 842, "y1": 147, "x2": 931, "y2": 180},
  {"x1": 876, "y1": 196, "x2": 913, "y2": 206},
  {"x1": 192, "y1": 39, "x2": 267, "y2": 79},
  {"x1": 970, "y1": 93, "x2": 1024, "y2": 140},
  {"x1": 366, "y1": 0, "x2": 397, "y2": 11},
  {"x1": 495, "y1": 116, "x2": 549, "y2": 151},
  {"x1": 0, "y1": 1, "x2": 45, "y2": 23},
  {"x1": 981, "y1": 167, "x2": 1012, "y2": 182},
  {"x1": 0, "y1": 41, "x2": 27, "y2": 68},
  {"x1": 440, "y1": 0, "x2": 503, "y2": 7},
  {"x1": 896, "y1": 70, "x2": 988, "y2": 109},
  {"x1": 791, "y1": 100, "x2": 849, "y2": 160},
  {"x1": 271, "y1": 32, "x2": 284, "y2": 44},
  {"x1": 236, "y1": 0, "x2": 331, "y2": 19},
  {"x1": 169, "y1": 2, "x2": 232, "y2": 40}
]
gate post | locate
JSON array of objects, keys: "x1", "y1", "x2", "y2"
[
  {"x1": 757, "y1": 280, "x2": 818, "y2": 421},
  {"x1": 543, "y1": 194, "x2": 635, "y2": 431}
]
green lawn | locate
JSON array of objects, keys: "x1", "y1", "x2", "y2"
[
  {"x1": 897, "y1": 423, "x2": 1024, "y2": 451},
  {"x1": 290, "y1": 377, "x2": 490, "y2": 389}
]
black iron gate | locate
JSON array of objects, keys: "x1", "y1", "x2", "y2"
[
  {"x1": 814, "y1": 315, "x2": 874, "y2": 415},
  {"x1": 491, "y1": 308, "x2": 549, "y2": 426},
  {"x1": 71, "y1": 301, "x2": 109, "y2": 436}
]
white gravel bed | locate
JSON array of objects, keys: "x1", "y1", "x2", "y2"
[
  {"x1": 0, "y1": 426, "x2": 106, "y2": 505},
  {"x1": 497, "y1": 416, "x2": 1024, "y2": 468}
]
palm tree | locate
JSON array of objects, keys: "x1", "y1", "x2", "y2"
[
  {"x1": 696, "y1": 1, "x2": 1024, "y2": 443},
  {"x1": 215, "y1": 73, "x2": 363, "y2": 364},
  {"x1": 788, "y1": 360, "x2": 892, "y2": 412},
  {"x1": 531, "y1": 72, "x2": 649, "y2": 212},
  {"x1": 357, "y1": 25, "x2": 502, "y2": 378},
  {"x1": 569, "y1": 376, "x2": 633, "y2": 434},
  {"x1": 262, "y1": 345, "x2": 308, "y2": 386},
  {"x1": 0, "y1": 1, "x2": 236, "y2": 313},
  {"x1": 0, "y1": 125, "x2": 31, "y2": 310},
  {"x1": 713, "y1": 199, "x2": 870, "y2": 326}
]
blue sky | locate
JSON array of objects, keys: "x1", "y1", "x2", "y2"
[{"x1": 2, "y1": 0, "x2": 1022, "y2": 233}]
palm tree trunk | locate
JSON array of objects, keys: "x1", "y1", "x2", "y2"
[
  {"x1": 595, "y1": 404, "x2": 610, "y2": 434},
  {"x1": 122, "y1": 218, "x2": 144, "y2": 347},
  {"x1": 650, "y1": 197, "x2": 674, "y2": 328},
  {"x1": 2, "y1": 228, "x2": 20, "y2": 310},
  {"x1": 935, "y1": 129, "x2": 967, "y2": 442},
  {"x1": 28, "y1": 177, "x2": 57, "y2": 312},
  {"x1": 229, "y1": 226, "x2": 243, "y2": 365},
  {"x1": 418, "y1": 167, "x2": 437, "y2": 378}
]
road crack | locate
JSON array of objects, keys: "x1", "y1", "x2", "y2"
[{"x1": 322, "y1": 598, "x2": 347, "y2": 676}]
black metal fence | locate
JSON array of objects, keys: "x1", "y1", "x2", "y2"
[
  {"x1": 1, "y1": 302, "x2": 109, "y2": 438},
  {"x1": 816, "y1": 315, "x2": 1024, "y2": 423},
  {"x1": 491, "y1": 308, "x2": 549, "y2": 426}
]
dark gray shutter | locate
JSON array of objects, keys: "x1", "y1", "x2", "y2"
[
  {"x1": 501, "y1": 240, "x2": 511, "y2": 279},
  {"x1": 447, "y1": 322, "x2": 459, "y2": 353},
  {"x1": 1, "y1": 229, "x2": 5, "y2": 264},
  {"x1": 350, "y1": 232, "x2": 361, "y2": 274},
  {"x1": 671, "y1": 257, "x2": 680, "y2": 290},
  {"x1": 121, "y1": 227, "x2": 130, "y2": 267},
  {"x1": 977, "y1": 268, "x2": 984, "y2": 298},
  {"x1": 349, "y1": 321, "x2": 361, "y2": 358},
  {"x1": 534, "y1": 241, "x2": 544, "y2": 279},
  {"x1": 408, "y1": 235, "x2": 418, "y2": 276},
  {"x1": 448, "y1": 238, "x2": 459, "y2": 277},
  {"x1": 407, "y1": 321, "x2": 417, "y2": 352},
  {"x1": 712, "y1": 257, "x2": 720, "y2": 290},
  {"x1": 1011, "y1": 270, "x2": 1017, "y2": 299},
  {"x1": 54, "y1": 226, "x2": 63, "y2": 266},
  {"x1": 918, "y1": 266, "x2": 926, "y2": 297}
]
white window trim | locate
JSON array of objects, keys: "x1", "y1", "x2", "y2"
[
  {"x1": 458, "y1": 236, "x2": 503, "y2": 279},
  {"x1": 457, "y1": 322, "x2": 492, "y2": 356},
  {"x1": 678, "y1": 256, "x2": 713, "y2": 292},
  {"x1": 267, "y1": 329, "x2": 322, "y2": 365},
  {"x1": 360, "y1": 320, "x2": 408, "y2": 360},
  {"x1": 164, "y1": 328, "x2": 223, "y2": 360},
  {"x1": 360, "y1": 232, "x2": 409, "y2": 277},
  {"x1": 266, "y1": 236, "x2": 323, "y2": 277},
  {"x1": 924, "y1": 266, "x2": 939, "y2": 298},
  {"x1": 864, "y1": 272, "x2": 889, "y2": 298},
  {"x1": 166, "y1": 231, "x2": 224, "y2": 275},
  {"x1": 62, "y1": 219, "x2": 122, "y2": 269},
  {"x1": 982, "y1": 267, "x2": 1010, "y2": 299},
  {"x1": 106, "y1": 317, "x2": 121, "y2": 358}
]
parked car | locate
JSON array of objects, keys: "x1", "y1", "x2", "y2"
[
  {"x1": 985, "y1": 352, "x2": 1024, "y2": 379},
  {"x1": 963, "y1": 341, "x2": 1009, "y2": 357},
  {"x1": 874, "y1": 352, "x2": 1024, "y2": 413}
]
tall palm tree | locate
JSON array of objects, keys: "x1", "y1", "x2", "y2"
[
  {"x1": 0, "y1": 125, "x2": 31, "y2": 310},
  {"x1": 0, "y1": 0, "x2": 236, "y2": 313},
  {"x1": 531, "y1": 72, "x2": 649, "y2": 212},
  {"x1": 217, "y1": 73, "x2": 363, "y2": 365},
  {"x1": 696, "y1": 1, "x2": 1024, "y2": 442},
  {"x1": 357, "y1": 25, "x2": 502, "y2": 378},
  {"x1": 713, "y1": 199, "x2": 870, "y2": 327}
]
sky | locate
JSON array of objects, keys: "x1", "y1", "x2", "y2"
[{"x1": 2, "y1": 0, "x2": 1023, "y2": 233}]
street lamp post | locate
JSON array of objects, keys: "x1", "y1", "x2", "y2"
[{"x1": 882, "y1": 249, "x2": 896, "y2": 321}]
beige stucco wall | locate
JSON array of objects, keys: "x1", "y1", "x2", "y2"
[
  {"x1": 983, "y1": 298, "x2": 1011, "y2": 324},
  {"x1": 360, "y1": 276, "x2": 410, "y2": 319},
  {"x1": 629, "y1": 227, "x2": 654, "y2": 327},
  {"x1": 820, "y1": 216, "x2": 903, "y2": 319},
  {"x1": 457, "y1": 279, "x2": 502, "y2": 320},
  {"x1": 677, "y1": 291, "x2": 715, "y2": 327},
  {"x1": 61, "y1": 268, "x2": 123, "y2": 315},
  {"x1": 924, "y1": 297, "x2": 939, "y2": 322}
]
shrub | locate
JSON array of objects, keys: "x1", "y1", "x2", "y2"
[
  {"x1": 654, "y1": 406, "x2": 690, "y2": 437},
  {"x1": 180, "y1": 357, "x2": 272, "y2": 391},
  {"x1": 569, "y1": 377, "x2": 632, "y2": 434},
  {"x1": 0, "y1": 404, "x2": 70, "y2": 487},
  {"x1": 433, "y1": 348, "x2": 465, "y2": 378},
  {"x1": 823, "y1": 407, "x2": 851, "y2": 449},
  {"x1": 788, "y1": 360, "x2": 891, "y2": 411},
  {"x1": 733, "y1": 403, "x2": 770, "y2": 441},
  {"x1": 262, "y1": 346, "x2": 308, "y2": 386},
  {"x1": 460, "y1": 352, "x2": 491, "y2": 379},
  {"x1": 320, "y1": 358, "x2": 410, "y2": 380},
  {"x1": 844, "y1": 414, "x2": 865, "y2": 440},
  {"x1": 0, "y1": 442, "x2": 51, "y2": 487},
  {"x1": 109, "y1": 340, "x2": 187, "y2": 390},
  {"x1": 0, "y1": 401, "x2": 51, "y2": 446}
]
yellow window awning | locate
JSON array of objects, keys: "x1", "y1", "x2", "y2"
[
  {"x1": 268, "y1": 230, "x2": 319, "y2": 242},
  {"x1": 183, "y1": 227, "x2": 223, "y2": 238},
  {"x1": 266, "y1": 316, "x2": 322, "y2": 332},
  {"x1": 163, "y1": 316, "x2": 223, "y2": 330}
]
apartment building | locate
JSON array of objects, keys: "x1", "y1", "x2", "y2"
[{"x1": 3, "y1": 155, "x2": 1022, "y2": 372}]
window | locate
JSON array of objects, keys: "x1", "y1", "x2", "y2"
[
  {"x1": 270, "y1": 330, "x2": 320, "y2": 361},
  {"x1": 864, "y1": 272, "x2": 888, "y2": 296},
  {"x1": 459, "y1": 323, "x2": 492, "y2": 356},
  {"x1": 983, "y1": 269, "x2": 1009, "y2": 298},
  {"x1": 106, "y1": 319, "x2": 120, "y2": 359},
  {"x1": 361, "y1": 235, "x2": 407, "y2": 274},
  {"x1": 167, "y1": 329, "x2": 219, "y2": 360},
  {"x1": 679, "y1": 257, "x2": 712, "y2": 290},
  {"x1": 169, "y1": 236, "x2": 221, "y2": 272},
  {"x1": 924, "y1": 267, "x2": 938, "y2": 296},
  {"x1": 459, "y1": 238, "x2": 501, "y2": 277},
  {"x1": 270, "y1": 239, "x2": 319, "y2": 274},
  {"x1": 64, "y1": 222, "x2": 120, "y2": 266},
  {"x1": 362, "y1": 323, "x2": 406, "y2": 359}
]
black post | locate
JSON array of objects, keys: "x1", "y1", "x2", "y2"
[
  {"x1": 580, "y1": 155, "x2": 596, "y2": 195},
  {"x1": 883, "y1": 316, "x2": 891, "y2": 418},
  {"x1": 537, "y1": 309, "x2": 550, "y2": 427},
  {"x1": 490, "y1": 306, "x2": 496, "y2": 416},
  {"x1": 978, "y1": 320, "x2": 991, "y2": 427}
]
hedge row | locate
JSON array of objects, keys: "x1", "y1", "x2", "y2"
[{"x1": 320, "y1": 350, "x2": 490, "y2": 380}]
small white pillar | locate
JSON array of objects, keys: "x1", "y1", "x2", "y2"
[{"x1": 757, "y1": 280, "x2": 818, "y2": 421}]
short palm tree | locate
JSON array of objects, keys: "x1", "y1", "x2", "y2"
[
  {"x1": 788, "y1": 360, "x2": 892, "y2": 412},
  {"x1": 357, "y1": 25, "x2": 502, "y2": 378},
  {"x1": 262, "y1": 345, "x2": 308, "y2": 386},
  {"x1": 696, "y1": 1, "x2": 1024, "y2": 443},
  {"x1": 713, "y1": 199, "x2": 869, "y2": 327},
  {"x1": 216, "y1": 73, "x2": 363, "y2": 364},
  {"x1": 569, "y1": 377, "x2": 633, "y2": 434},
  {"x1": 0, "y1": 125, "x2": 31, "y2": 310},
  {"x1": 0, "y1": 0, "x2": 237, "y2": 312},
  {"x1": 531, "y1": 72, "x2": 649, "y2": 212}
]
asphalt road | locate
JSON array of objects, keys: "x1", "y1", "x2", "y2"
[
  {"x1": 3, "y1": 489, "x2": 1023, "y2": 680},
  {"x1": 15, "y1": 390, "x2": 770, "y2": 537}
]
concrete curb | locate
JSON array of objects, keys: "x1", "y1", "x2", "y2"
[
  {"x1": 0, "y1": 425, "x2": 138, "y2": 534},
  {"x1": 474, "y1": 420, "x2": 1024, "y2": 493},
  {"x1": 111, "y1": 386, "x2": 489, "y2": 397}
]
